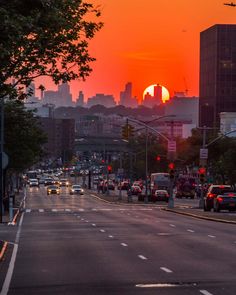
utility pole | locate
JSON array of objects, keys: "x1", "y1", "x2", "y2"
[
  {"x1": 0, "y1": 100, "x2": 4, "y2": 223},
  {"x1": 168, "y1": 121, "x2": 175, "y2": 209},
  {"x1": 144, "y1": 126, "x2": 148, "y2": 203},
  {"x1": 199, "y1": 126, "x2": 208, "y2": 209}
]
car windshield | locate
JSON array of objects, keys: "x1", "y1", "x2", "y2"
[
  {"x1": 48, "y1": 186, "x2": 58, "y2": 189},
  {"x1": 72, "y1": 185, "x2": 81, "y2": 189}
]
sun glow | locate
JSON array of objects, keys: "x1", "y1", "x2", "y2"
[{"x1": 143, "y1": 84, "x2": 170, "y2": 103}]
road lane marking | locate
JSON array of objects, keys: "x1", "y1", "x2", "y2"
[
  {"x1": 138, "y1": 255, "x2": 147, "y2": 260},
  {"x1": 52, "y1": 209, "x2": 57, "y2": 212},
  {"x1": 169, "y1": 224, "x2": 176, "y2": 227},
  {"x1": 25, "y1": 209, "x2": 31, "y2": 213},
  {"x1": 65, "y1": 209, "x2": 71, "y2": 212},
  {"x1": 100, "y1": 229, "x2": 105, "y2": 233},
  {"x1": 200, "y1": 290, "x2": 214, "y2": 295},
  {"x1": 160, "y1": 267, "x2": 173, "y2": 273},
  {"x1": 1, "y1": 213, "x2": 24, "y2": 295},
  {"x1": 39, "y1": 209, "x2": 44, "y2": 213},
  {"x1": 92, "y1": 224, "x2": 96, "y2": 226},
  {"x1": 108, "y1": 235, "x2": 114, "y2": 238},
  {"x1": 208, "y1": 235, "x2": 216, "y2": 238},
  {"x1": 158, "y1": 233, "x2": 171, "y2": 236},
  {"x1": 79, "y1": 209, "x2": 85, "y2": 211},
  {"x1": 121, "y1": 243, "x2": 128, "y2": 247},
  {"x1": 187, "y1": 229, "x2": 195, "y2": 233}
]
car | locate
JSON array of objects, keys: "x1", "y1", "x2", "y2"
[
  {"x1": 213, "y1": 192, "x2": 236, "y2": 212},
  {"x1": 131, "y1": 185, "x2": 142, "y2": 195},
  {"x1": 118, "y1": 181, "x2": 130, "y2": 190},
  {"x1": 28, "y1": 179, "x2": 39, "y2": 187},
  {"x1": 70, "y1": 185, "x2": 84, "y2": 195},
  {"x1": 153, "y1": 189, "x2": 169, "y2": 202},
  {"x1": 59, "y1": 178, "x2": 70, "y2": 187},
  {"x1": 44, "y1": 178, "x2": 54, "y2": 186},
  {"x1": 107, "y1": 180, "x2": 115, "y2": 190},
  {"x1": 204, "y1": 184, "x2": 233, "y2": 211},
  {"x1": 47, "y1": 185, "x2": 60, "y2": 195}
]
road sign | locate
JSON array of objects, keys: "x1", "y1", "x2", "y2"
[
  {"x1": 168, "y1": 140, "x2": 176, "y2": 153},
  {"x1": 200, "y1": 148, "x2": 208, "y2": 159},
  {"x1": 2, "y1": 152, "x2": 9, "y2": 169}
]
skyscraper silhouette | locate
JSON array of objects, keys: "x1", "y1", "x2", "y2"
[{"x1": 199, "y1": 24, "x2": 236, "y2": 127}]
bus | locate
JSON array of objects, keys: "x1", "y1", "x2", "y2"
[{"x1": 150, "y1": 172, "x2": 171, "y2": 196}]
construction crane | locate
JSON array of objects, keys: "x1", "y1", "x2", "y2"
[
  {"x1": 183, "y1": 77, "x2": 189, "y2": 97},
  {"x1": 224, "y1": 2, "x2": 236, "y2": 6}
]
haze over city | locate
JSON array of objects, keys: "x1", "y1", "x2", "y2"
[{"x1": 35, "y1": 0, "x2": 236, "y2": 103}]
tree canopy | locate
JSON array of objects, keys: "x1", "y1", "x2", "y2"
[
  {"x1": 0, "y1": 0, "x2": 103, "y2": 100},
  {"x1": 4, "y1": 100, "x2": 47, "y2": 171}
]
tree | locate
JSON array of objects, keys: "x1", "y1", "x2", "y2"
[
  {"x1": 4, "y1": 100, "x2": 47, "y2": 171},
  {"x1": 0, "y1": 0, "x2": 103, "y2": 100}
]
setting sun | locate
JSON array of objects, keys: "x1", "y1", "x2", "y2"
[{"x1": 143, "y1": 84, "x2": 170, "y2": 104}]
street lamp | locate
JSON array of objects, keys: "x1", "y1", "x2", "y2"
[{"x1": 124, "y1": 115, "x2": 176, "y2": 204}]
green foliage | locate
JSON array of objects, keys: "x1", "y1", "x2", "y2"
[
  {"x1": 4, "y1": 100, "x2": 47, "y2": 171},
  {"x1": 0, "y1": 0, "x2": 103, "y2": 99}
]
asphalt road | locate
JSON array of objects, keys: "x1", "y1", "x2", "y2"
[{"x1": 1, "y1": 185, "x2": 236, "y2": 295}]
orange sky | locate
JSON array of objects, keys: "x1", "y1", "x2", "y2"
[{"x1": 37, "y1": 0, "x2": 236, "y2": 103}]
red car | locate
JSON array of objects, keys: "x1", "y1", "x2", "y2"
[{"x1": 131, "y1": 185, "x2": 142, "y2": 195}]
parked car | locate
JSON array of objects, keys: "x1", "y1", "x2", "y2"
[
  {"x1": 107, "y1": 180, "x2": 115, "y2": 190},
  {"x1": 59, "y1": 178, "x2": 70, "y2": 187},
  {"x1": 29, "y1": 179, "x2": 39, "y2": 187},
  {"x1": 118, "y1": 181, "x2": 130, "y2": 190},
  {"x1": 47, "y1": 185, "x2": 60, "y2": 195},
  {"x1": 153, "y1": 189, "x2": 169, "y2": 202},
  {"x1": 204, "y1": 184, "x2": 233, "y2": 211},
  {"x1": 213, "y1": 192, "x2": 236, "y2": 212},
  {"x1": 70, "y1": 185, "x2": 84, "y2": 195},
  {"x1": 131, "y1": 185, "x2": 142, "y2": 195}
]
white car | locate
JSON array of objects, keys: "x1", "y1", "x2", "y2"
[
  {"x1": 29, "y1": 179, "x2": 39, "y2": 187},
  {"x1": 70, "y1": 185, "x2": 84, "y2": 195}
]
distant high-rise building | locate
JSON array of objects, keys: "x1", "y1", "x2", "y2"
[
  {"x1": 87, "y1": 93, "x2": 116, "y2": 108},
  {"x1": 119, "y1": 82, "x2": 138, "y2": 108},
  {"x1": 199, "y1": 24, "x2": 236, "y2": 127},
  {"x1": 76, "y1": 91, "x2": 85, "y2": 107},
  {"x1": 42, "y1": 82, "x2": 73, "y2": 107},
  {"x1": 153, "y1": 84, "x2": 162, "y2": 105}
]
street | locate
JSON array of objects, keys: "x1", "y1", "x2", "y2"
[{"x1": 1, "y1": 185, "x2": 236, "y2": 295}]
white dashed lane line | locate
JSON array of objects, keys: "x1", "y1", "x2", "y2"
[
  {"x1": 208, "y1": 235, "x2": 216, "y2": 238},
  {"x1": 108, "y1": 235, "x2": 114, "y2": 238},
  {"x1": 52, "y1": 209, "x2": 57, "y2": 212},
  {"x1": 26, "y1": 209, "x2": 31, "y2": 213},
  {"x1": 92, "y1": 224, "x2": 96, "y2": 227},
  {"x1": 138, "y1": 255, "x2": 147, "y2": 260},
  {"x1": 187, "y1": 229, "x2": 195, "y2": 233},
  {"x1": 121, "y1": 243, "x2": 128, "y2": 247},
  {"x1": 160, "y1": 267, "x2": 173, "y2": 273},
  {"x1": 100, "y1": 229, "x2": 105, "y2": 233},
  {"x1": 39, "y1": 209, "x2": 44, "y2": 213},
  {"x1": 169, "y1": 224, "x2": 176, "y2": 227},
  {"x1": 199, "y1": 290, "x2": 214, "y2": 295}
]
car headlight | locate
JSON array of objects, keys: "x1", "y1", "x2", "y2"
[
  {"x1": 80, "y1": 189, "x2": 84, "y2": 193},
  {"x1": 71, "y1": 189, "x2": 75, "y2": 192}
]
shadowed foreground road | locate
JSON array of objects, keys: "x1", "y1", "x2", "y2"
[{"x1": 1, "y1": 186, "x2": 236, "y2": 295}]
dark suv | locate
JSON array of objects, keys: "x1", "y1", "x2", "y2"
[{"x1": 204, "y1": 185, "x2": 233, "y2": 211}]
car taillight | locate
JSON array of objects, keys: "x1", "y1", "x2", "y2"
[
  {"x1": 217, "y1": 197, "x2": 223, "y2": 202},
  {"x1": 208, "y1": 193, "x2": 216, "y2": 198},
  {"x1": 228, "y1": 193, "x2": 235, "y2": 197}
]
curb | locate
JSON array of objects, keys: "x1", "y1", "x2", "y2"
[
  {"x1": 0, "y1": 241, "x2": 8, "y2": 261},
  {"x1": 162, "y1": 208, "x2": 236, "y2": 225}
]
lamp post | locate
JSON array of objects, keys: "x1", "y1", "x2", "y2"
[
  {"x1": 124, "y1": 115, "x2": 176, "y2": 203},
  {"x1": 0, "y1": 99, "x2": 4, "y2": 222}
]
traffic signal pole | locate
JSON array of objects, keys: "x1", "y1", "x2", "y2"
[
  {"x1": 199, "y1": 126, "x2": 207, "y2": 209},
  {"x1": 168, "y1": 121, "x2": 175, "y2": 209}
]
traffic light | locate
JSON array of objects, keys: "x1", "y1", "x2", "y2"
[
  {"x1": 156, "y1": 155, "x2": 161, "y2": 161},
  {"x1": 107, "y1": 165, "x2": 112, "y2": 174},
  {"x1": 121, "y1": 123, "x2": 134, "y2": 140},
  {"x1": 199, "y1": 167, "x2": 206, "y2": 183},
  {"x1": 168, "y1": 162, "x2": 175, "y2": 180}
]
